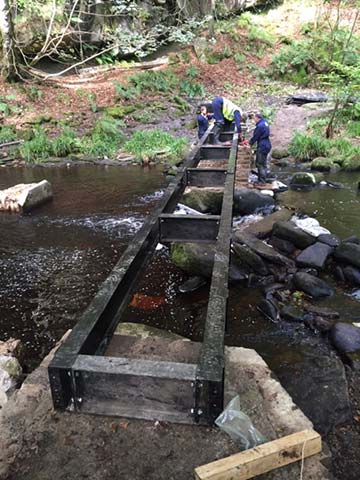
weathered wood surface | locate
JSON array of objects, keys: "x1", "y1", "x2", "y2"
[
  {"x1": 159, "y1": 214, "x2": 220, "y2": 243},
  {"x1": 194, "y1": 429, "x2": 322, "y2": 480}
]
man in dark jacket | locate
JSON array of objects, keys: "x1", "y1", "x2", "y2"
[{"x1": 249, "y1": 113, "x2": 272, "y2": 184}]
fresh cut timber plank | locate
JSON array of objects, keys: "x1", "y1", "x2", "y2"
[{"x1": 194, "y1": 429, "x2": 321, "y2": 480}]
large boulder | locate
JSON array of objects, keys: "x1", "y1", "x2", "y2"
[
  {"x1": 293, "y1": 272, "x2": 334, "y2": 298},
  {"x1": 171, "y1": 243, "x2": 214, "y2": 277},
  {"x1": 171, "y1": 243, "x2": 245, "y2": 281},
  {"x1": 233, "y1": 188, "x2": 275, "y2": 216},
  {"x1": 271, "y1": 147, "x2": 289, "y2": 159},
  {"x1": 318, "y1": 233, "x2": 340, "y2": 247},
  {"x1": 182, "y1": 187, "x2": 223, "y2": 214},
  {"x1": 276, "y1": 349, "x2": 351, "y2": 434},
  {"x1": 334, "y1": 242, "x2": 360, "y2": 269},
  {"x1": 234, "y1": 232, "x2": 294, "y2": 267},
  {"x1": 289, "y1": 172, "x2": 316, "y2": 187},
  {"x1": 311, "y1": 157, "x2": 339, "y2": 172},
  {"x1": 272, "y1": 221, "x2": 316, "y2": 249},
  {"x1": 295, "y1": 242, "x2": 333, "y2": 269}
]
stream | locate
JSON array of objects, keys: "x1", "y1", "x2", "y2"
[{"x1": 0, "y1": 163, "x2": 360, "y2": 389}]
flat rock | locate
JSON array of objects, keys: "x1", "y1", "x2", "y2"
[
  {"x1": 286, "y1": 92, "x2": 328, "y2": 105},
  {"x1": 276, "y1": 349, "x2": 351, "y2": 435},
  {"x1": 258, "y1": 299, "x2": 279, "y2": 321},
  {"x1": 273, "y1": 220, "x2": 316, "y2": 249},
  {"x1": 268, "y1": 236, "x2": 296, "y2": 255},
  {"x1": 293, "y1": 272, "x2": 334, "y2": 298},
  {"x1": 334, "y1": 242, "x2": 360, "y2": 269},
  {"x1": 233, "y1": 232, "x2": 294, "y2": 267},
  {"x1": 0, "y1": 180, "x2": 52, "y2": 213},
  {"x1": 303, "y1": 304, "x2": 339, "y2": 319},
  {"x1": 295, "y1": 242, "x2": 333, "y2": 269},
  {"x1": 241, "y1": 208, "x2": 293, "y2": 239},
  {"x1": 318, "y1": 233, "x2": 340, "y2": 247}
]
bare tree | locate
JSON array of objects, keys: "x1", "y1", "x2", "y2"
[{"x1": 0, "y1": 0, "x2": 18, "y2": 80}]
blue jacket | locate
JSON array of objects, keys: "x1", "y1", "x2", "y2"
[
  {"x1": 249, "y1": 118, "x2": 271, "y2": 154},
  {"x1": 197, "y1": 114, "x2": 209, "y2": 139}
]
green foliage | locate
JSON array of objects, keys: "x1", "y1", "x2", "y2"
[
  {"x1": 52, "y1": 129, "x2": 82, "y2": 157},
  {"x1": 114, "y1": 70, "x2": 178, "y2": 99},
  {"x1": 179, "y1": 80, "x2": 205, "y2": 98},
  {"x1": 186, "y1": 66, "x2": 198, "y2": 79},
  {"x1": 247, "y1": 26, "x2": 276, "y2": 46},
  {"x1": 271, "y1": 40, "x2": 312, "y2": 83},
  {"x1": 19, "y1": 128, "x2": 53, "y2": 164},
  {"x1": 0, "y1": 126, "x2": 18, "y2": 144},
  {"x1": 346, "y1": 121, "x2": 360, "y2": 138},
  {"x1": 124, "y1": 129, "x2": 187, "y2": 164},
  {"x1": 289, "y1": 131, "x2": 329, "y2": 161},
  {"x1": 234, "y1": 53, "x2": 246, "y2": 64},
  {"x1": 237, "y1": 12, "x2": 252, "y2": 29},
  {"x1": 27, "y1": 85, "x2": 43, "y2": 102}
]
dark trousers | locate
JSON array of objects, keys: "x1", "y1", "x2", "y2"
[{"x1": 256, "y1": 150, "x2": 268, "y2": 183}]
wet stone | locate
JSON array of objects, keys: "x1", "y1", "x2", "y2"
[
  {"x1": 268, "y1": 236, "x2": 296, "y2": 255},
  {"x1": 178, "y1": 276, "x2": 206, "y2": 293},
  {"x1": 318, "y1": 233, "x2": 340, "y2": 248},
  {"x1": 330, "y1": 322, "x2": 360, "y2": 354},
  {"x1": 232, "y1": 243, "x2": 269, "y2": 275},
  {"x1": 334, "y1": 242, "x2": 360, "y2": 269},
  {"x1": 293, "y1": 272, "x2": 334, "y2": 298},
  {"x1": 343, "y1": 266, "x2": 360, "y2": 286},
  {"x1": 257, "y1": 298, "x2": 279, "y2": 322},
  {"x1": 273, "y1": 221, "x2": 316, "y2": 249},
  {"x1": 295, "y1": 242, "x2": 333, "y2": 270},
  {"x1": 280, "y1": 305, "x2": 309, "y2": 323},
  {"x1": 344, "y1": 235, "x2": 360, "y2": 245}
]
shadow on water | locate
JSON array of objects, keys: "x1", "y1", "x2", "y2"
[{"x1": 0, "y1": 164, "x2": 167, "y2": 370}]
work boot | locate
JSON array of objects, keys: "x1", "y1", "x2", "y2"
[{"x1": 212, "y1": 122, "x2": 223, "y2": 145}]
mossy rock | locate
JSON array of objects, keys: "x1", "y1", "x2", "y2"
[
  {"x1": 271, "y1": 147, "x2": 289, "y2": 159},
  {"x1": 343, "y1": 152, "x2": 360, "y2": 171},
  {"x1": 105, "y1": 106, "x2": 136, "y2": 118},
  {"x1": 331, "y1": 155, "x2": 345, "y2": 166},
  {"x1": 182, "y1": 187, "x2": 223, "y2": 214},
  {"x1": 290, "y1": 172, "x2": 316, "y2": 186},
  {"x1": 311, "y1": 157, "x2": 336, "y2": 172},
  {"x1": 171, "y1": 243, "x2": 215, "y2": 278}
]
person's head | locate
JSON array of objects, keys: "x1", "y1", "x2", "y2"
[
  {"x1": 200, "y1": 105, "x2": 207, "y2": 115},
  {"x1": 241, "y1": 111, "x2": 248, "y2": 123},
  {"x1": 254, "y1": 113, "x2": 263, "y2": 124}
]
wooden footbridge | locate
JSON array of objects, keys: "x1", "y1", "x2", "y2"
[{"x1": 49, "y1": 125, "x2": 252, "y2": 425}]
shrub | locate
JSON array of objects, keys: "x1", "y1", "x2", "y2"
[
  {"x1": 289, "y1": 131, "x2": 329, "y2": 161},
  {"x1": 247, "y1": 26, "x2": 276, "y2": 46},
  {"x1": 0, "y1": 125, "x2": 18, "y2": 144},
  {"x1": 179, "y1": 80, "x2": 206, "y2": 98},
  {"x1": 124, "y1": 129, "x2": 188, "y2": 164},
  {"x1": 19, "y1": 128, "x2": 53, "y2": 163},
  {"x1": 52, "y1": 129, "x2": 82, "y2": 157}
]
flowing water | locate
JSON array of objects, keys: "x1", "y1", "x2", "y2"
[
  {"x1": 1, "y1": 163, "x2": 360, "y2": 377},
  {"x1": 0, "y1": 164, "x2": 166, "y2": 370}
]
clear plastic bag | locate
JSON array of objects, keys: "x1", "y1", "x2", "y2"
[{"x1": 215, "y1": 395, "x2": 266, "y2": 449}]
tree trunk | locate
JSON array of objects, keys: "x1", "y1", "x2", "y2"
[
  {"x1": 326, "y1": 98, "x2": 340, "y2": 139},
  {"x1": 0, "y1": 0, "x2": 18, "y2": 81}
]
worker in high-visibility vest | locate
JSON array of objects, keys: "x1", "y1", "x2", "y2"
[{"x1": 211, "y1": 97, "x2": 247, "y2": 145}]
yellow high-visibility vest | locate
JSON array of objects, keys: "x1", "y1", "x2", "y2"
[{"x1": 222, "y1": 98, "x2": 242, "y2": 121}]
